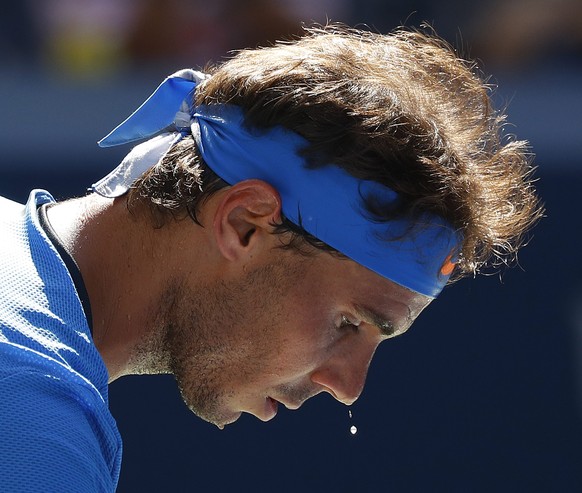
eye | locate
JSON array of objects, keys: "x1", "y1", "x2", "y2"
[{"x1": 339, "y1": 315, "x2": 360, "y2": 333}]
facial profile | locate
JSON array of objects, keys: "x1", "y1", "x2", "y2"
[{"x1": 152, "y1": 236, "x2": 431, "y2": 429}]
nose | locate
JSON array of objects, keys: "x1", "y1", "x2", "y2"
[{"x1": 310, "y1": 337, "x2": 380, "y2": 406}]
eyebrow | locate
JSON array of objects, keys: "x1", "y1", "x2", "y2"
[{"x1": 353, "y1": 304, "x2": 402, "y2": 338}]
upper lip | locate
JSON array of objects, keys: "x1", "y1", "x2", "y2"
[
  {"x1": 276, "y1": 387, "x2": 325, "y2": 411},
  {"x1": 279, "y1": 399, "x2": 303, "y2": 410}
]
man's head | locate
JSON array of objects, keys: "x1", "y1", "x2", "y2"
[{"x1": 94, "y1": 25, "x2": 541, "y2": 427}]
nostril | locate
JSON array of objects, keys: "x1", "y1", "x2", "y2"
[
  {"x1": 310, "y1": 373, "x2": 336, "y2": 398},
  {"x1": 310, "y1": 372, "x2": 360, "y2": 405}
]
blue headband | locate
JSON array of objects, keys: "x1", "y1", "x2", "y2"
[{"x1": 93, "y1": 69, "x2": 461, "y2": 297}]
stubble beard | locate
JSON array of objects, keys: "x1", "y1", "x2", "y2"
[{"x1": 160, "y1": 257, "x2": 303, "y2": 428}]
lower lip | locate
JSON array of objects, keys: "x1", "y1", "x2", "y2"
[{"x1": 264, "y1": 397, "x2": 278, "y2": 421}]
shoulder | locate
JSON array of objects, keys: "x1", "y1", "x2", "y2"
[{"x1": 0, "y1": 343, "x2": 122, "y2": 492}]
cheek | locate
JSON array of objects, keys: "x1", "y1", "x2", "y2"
[
  {"x1": 263, "y1": 267, "x2": 341, "y2": 367},
  {"x1": 271, "y1": 311, "x2": 338, "y2": 372}
]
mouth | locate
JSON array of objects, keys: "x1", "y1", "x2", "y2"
[
  {"x1": 261, "y1": 396, "x2": 279, "y2": 422},
  {"x1": 281, "y1": 400, "x2": 303, "y2": 410}
]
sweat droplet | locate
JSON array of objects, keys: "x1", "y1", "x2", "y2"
[{"x1": 348, "y1": 408, "x2": 357, "y2": 436}]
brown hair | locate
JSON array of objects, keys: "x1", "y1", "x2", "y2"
[{"x1": 128, "y1": 24, "x2": 543, "y2": 279}]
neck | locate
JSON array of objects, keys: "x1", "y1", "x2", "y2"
[{"x1": 46, "y1": 194, "x2": 172, "y2": 382}]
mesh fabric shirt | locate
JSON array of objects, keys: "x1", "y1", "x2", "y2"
[{"x1": 0, "y1": 190, "x2": 122, "y2": 492}]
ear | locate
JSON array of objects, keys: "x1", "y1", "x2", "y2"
[{"x1": 213, "y1": 180, "x2": 282, "y2": 261}]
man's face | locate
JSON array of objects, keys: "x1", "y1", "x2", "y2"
[{"x1": 161, "y1": 243, "x2": 432, "y2": 429}]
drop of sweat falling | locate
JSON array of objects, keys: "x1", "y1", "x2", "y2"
[{"x1": 348, "y1": 408, "x2": 357, "y2": 436}]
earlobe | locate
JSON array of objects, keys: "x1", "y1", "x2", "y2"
[{"x1": 213, "y1": 180, "x2": 282, "y2": 261}]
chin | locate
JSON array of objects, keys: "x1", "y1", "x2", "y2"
[
  {"x1": 186, "y1": 400, "x2": 242, "y2": 430},
  {"x1": 214, "y1": 411, "x2": 243, "y2": 430}
]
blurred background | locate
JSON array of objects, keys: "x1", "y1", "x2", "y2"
[{"x1": 1, "y1": 1, "x2": 582, "y2": 491}]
